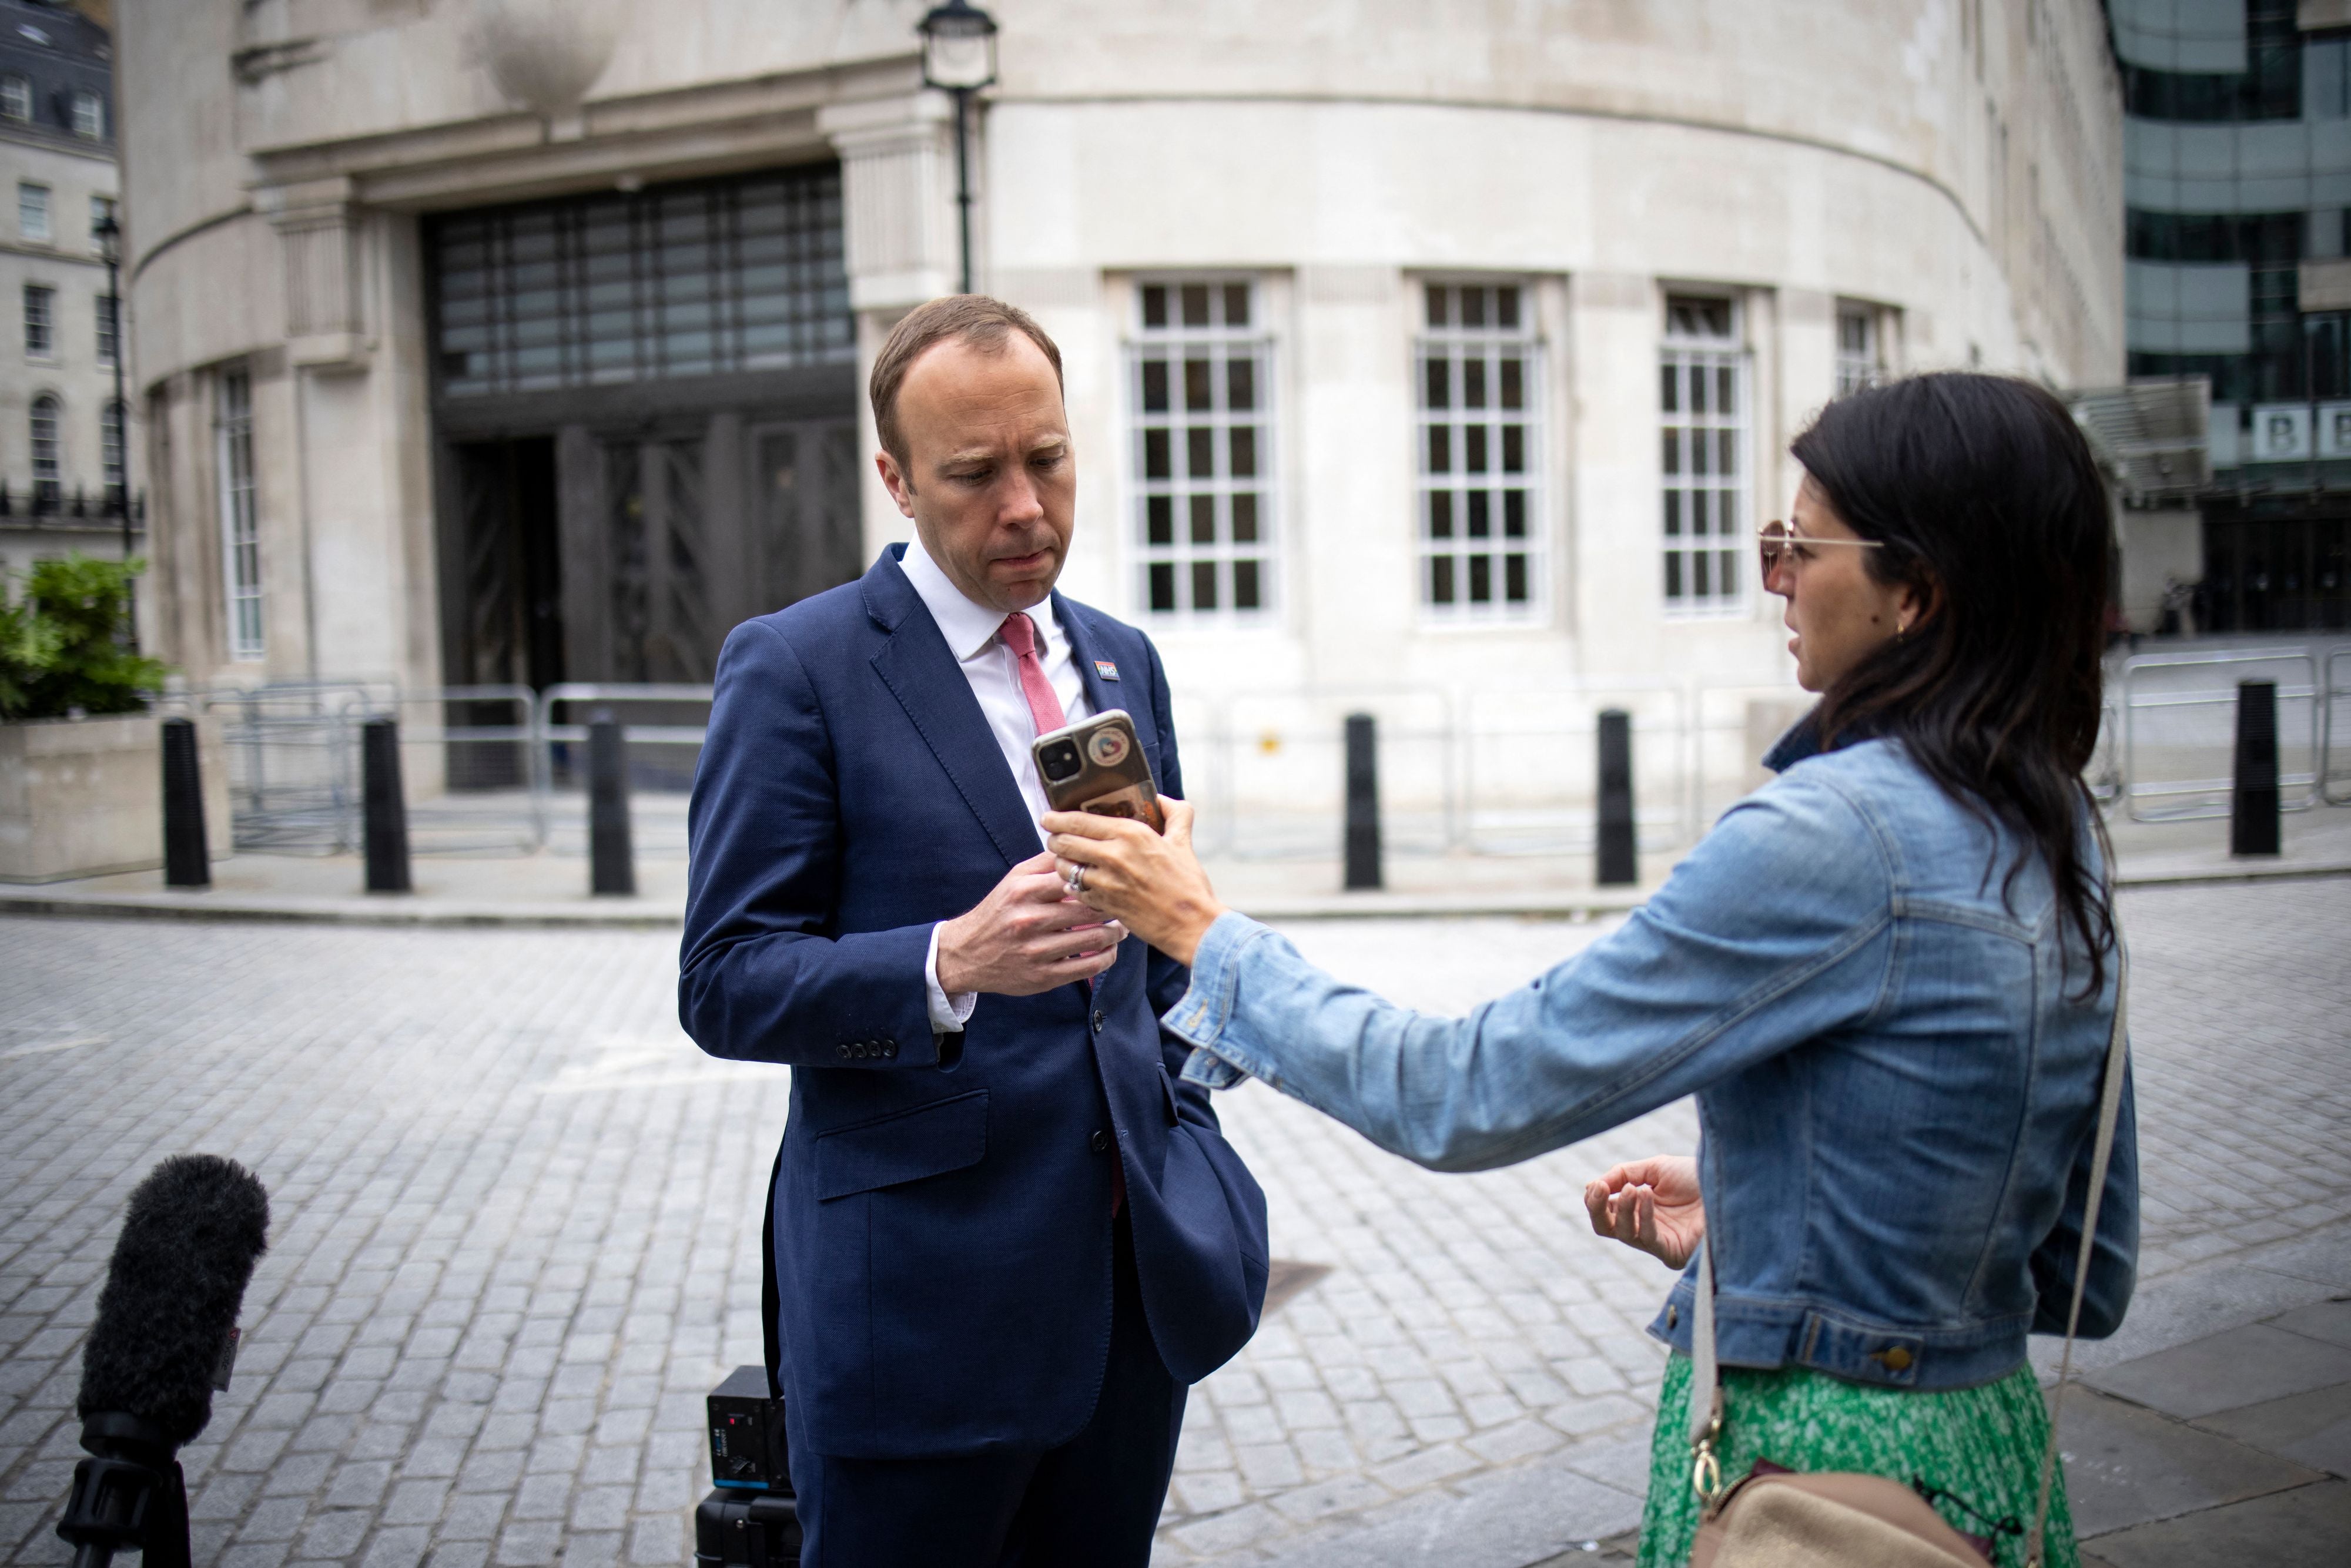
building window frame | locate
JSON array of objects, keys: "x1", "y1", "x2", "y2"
[
  {"x1": 0, "y1": 76, "x2": 28, "y2": 122},
  {"x1": 100, "y1": 399, "x2": 123, "y2": 495},
  {"x1": 28, "y1": 392, "x2": 59, "y2": 509},
  {"x1": 1126, "y1": 275, "x2": 1279, "y2": 620},
  {"x1": 1415, "y1": 277, "x2": 1546, "y2": 622},
  {"x1": 18, "y1": 181, "x2": 49, "y2": 243},
  {"x1": 24, "y1": 282, "x2": 53, "y2": 359},
  {"x1": 70, "y1": 89, "x2": 102, "y2": 140},
  {"x1": 1660, "y1": 292, "x2": 1751, "y2": 618},
  {"x1": 1835, "y1": 301, "x2": 1889, "y2": 396},
  {"x1": 95, "y1": 290, "x2": 116, "y2": 366},
  {"x1": 215, "y1": 368, "x2": 264, "y2": 662}
]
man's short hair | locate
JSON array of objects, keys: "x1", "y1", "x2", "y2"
[{"x1": 869, "y1": 294, "x2": 1065, "y2": 474}]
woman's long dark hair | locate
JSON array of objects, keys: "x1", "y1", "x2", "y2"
[{"x1": 1790, "y1": 373, "x2": 2116, "y2": 997}]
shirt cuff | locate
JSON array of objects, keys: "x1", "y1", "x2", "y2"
[
  {"x1": 1162, "y1": 910, "x2": 1273, "y2": 1090},
  {"x1": 925, "y1": 923, "x2": 979, "y2": 1036}
]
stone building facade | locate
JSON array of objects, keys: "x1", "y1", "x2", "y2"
[
  {"x1": 0, "y1": 0, "x2": 122, "y2": 588},
  {"x1": 116, "y1": 0, "x2": 2124, "y2": 836}
]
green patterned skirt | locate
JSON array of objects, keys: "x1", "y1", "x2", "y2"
[{"x1": 1637, "y1": 1353, "x2": 2078, "y2": 1568}]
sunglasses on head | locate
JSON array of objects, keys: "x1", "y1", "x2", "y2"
[{"x1": 1757, "y1": 520, "x2": 1885, "y2": 578}]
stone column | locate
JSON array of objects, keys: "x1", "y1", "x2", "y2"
[
  {"x1": 259, "y1": 177, "x2": 371, "y2": 373},
  {"x1": 819, "y1": 94, "x2": 958, "y2": 557}
]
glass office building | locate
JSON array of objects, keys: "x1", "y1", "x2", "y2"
[{"x1": 2122, "y1": 0, "x2": 2351, "y2": 629}]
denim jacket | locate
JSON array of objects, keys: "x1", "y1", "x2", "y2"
[{"x1": 1167, "y1": 728, "x2": 2137, "y2": 1391}]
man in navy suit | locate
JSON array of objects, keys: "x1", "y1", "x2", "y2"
[{"x1": 679, "y1": 295, "x2": 1269, "y2": 1566}]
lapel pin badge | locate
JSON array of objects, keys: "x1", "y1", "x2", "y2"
[{"x1": 1094, "y1": 660, "x2": 1121, "y2": 682}]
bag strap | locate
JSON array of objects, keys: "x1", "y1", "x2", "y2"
[
  {"x1": 2027, "y1": 938, "x2": 2129, "y2": 1567},
  {"x1": 1686, "y1": 940, "x2": 2132, "y2": 1554}
]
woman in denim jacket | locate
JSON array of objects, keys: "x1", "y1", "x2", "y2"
[{"x1": 1049, "y1": 373, "x2": 2134, "y2": 1567}]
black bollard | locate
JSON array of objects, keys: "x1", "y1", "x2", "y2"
[
  {"x1": 1597, "y1": 709, "x2": 1637, "y2": 886},
  {"x1": 361, "y1": 716, "x2": 413, "y2": 893},
  {"x1": 1342, "y1": 713, "x2": 1382, "y2": 891},
  {"x1": 160, "y1": 717, "x2": 210, "y2": 888},
  {"x1": 588, "y1": 711, "x2": 636, "y2": 896},
  {"x1": 2231, "y1": 679, "x2": 2280, "y2": 857}
]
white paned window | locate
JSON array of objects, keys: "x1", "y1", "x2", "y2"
[
  {"x1": 1836, "y1": 304, "x2": 1883, "y2": 396},
  {"x1": 0, "y1": 76, "x2": 27, "y2": 122},
  {"x1": 90, "y1": 195, "x2": 115, "y2": 238},
  {"x1": 18, "y1": 182, "x2": 48, "y2": 242},
  {"x1": 71, "y1": 90, "x2": 102, "y2": 140},
  {"x1": 1660, "y1": 294, "x2": 1748, "y2": 614},
  {"x1": 1418, "y1": 280, "x2": 1543, "y2": 618},
  {"x1": 216, "y1": 369, "x2": 263, "y2": 661},
  {"x1": 28, "y1": 394, "x2": 58, "y2": 502},
  {"x1": 95, "y1": 292, "x2": 116, "y2": 364},
  {"x1": 101, "y1": 400, "x2": 123, "y2": 493},
  {"x1": 1130, "y1": 279, "x2": 1276, "y2": 617},
  {"x1": 23, "y1": 283, "x2": 52, "y2": 357}
]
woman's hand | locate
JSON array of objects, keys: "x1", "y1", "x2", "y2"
[
  {"x1": 1583, "y1": 1155, "x2": 1705, "y2": 1271},
  {"x1": 1043, "y1": 798, "x2": 1227, "y2": 966}
]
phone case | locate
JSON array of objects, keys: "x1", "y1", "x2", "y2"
[{"x1": 1032, "y1": 710, "x2": 1166, "y2": 833}]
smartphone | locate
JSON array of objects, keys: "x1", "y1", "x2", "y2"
[{"x1": 1032, "y1": 709, "x2": 1166, "y2": 833}]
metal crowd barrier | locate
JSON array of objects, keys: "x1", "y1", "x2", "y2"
[
  {"x1": 2325, "y1": 646, "x2": 2351, "y2": 808},
  {"x1": 535, "y1": 684, "x2": 714, "y2": 858},
  {"x1": 2115, "y1": 648, "x2": 2324, "y2": 823},
  {"x1": 192, "y1": 650, "x2": 2351, "y2": 863},
  {"x1": 340, "y1": 686, "x2": 544, "y2": 855},
  {"x1": 193, "y1": 681, "x2": 393, "y2": 855},
  {"x1": 1177, "y1": 677, "x2": 1811, "y2": 863}
]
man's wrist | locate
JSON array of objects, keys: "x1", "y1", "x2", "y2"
[
  {"x1": 933, "y1": 913, "x2": 972, "y2": 997},
  {"x1": 925, "y1": 921, "x2": 979, "y2": 1034}
]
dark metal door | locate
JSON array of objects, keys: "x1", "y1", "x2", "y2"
[
  {"x1": 450, "y1": 437, "x2": 564, "y2": 689},
  {"x1": 605, "y1": 434, "x2": 714, "y2": 682},
  {"x1": 748, "y1": 418, "x2": 862, "y2": 617}
]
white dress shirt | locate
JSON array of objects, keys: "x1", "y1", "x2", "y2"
[{"x1": 900, "y1": 532, "x2": 1093, "y2": 1034}]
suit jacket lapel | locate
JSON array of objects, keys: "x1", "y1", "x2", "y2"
[
  {"x1": 865, "y1": 548, "x2": 1041, "y2": 869},
  {"x1": 1055, "y1": 593, "x2": 1135, "y2": 739}
]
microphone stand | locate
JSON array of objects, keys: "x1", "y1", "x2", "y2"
[{"x1": 56, "y1": 1413, "x2": 191, "y2": 1568}]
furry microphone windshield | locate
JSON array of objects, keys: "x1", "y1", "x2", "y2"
[{"x1": 76, "y1": 1155, "x2": 270, "y2": 1447}]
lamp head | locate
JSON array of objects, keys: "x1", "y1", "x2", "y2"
[{"x1": 918, "y1": 0, "x2": 997, "y2": 92}]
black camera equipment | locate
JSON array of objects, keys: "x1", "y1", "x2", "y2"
[
  {"x1": 57, "y1": 1155, "x2": 270, "y2": 1568},
  {"x1": 1039, "y1": 738, "x2": 1082, "y2": 780},
  {"x1": 694, "y1": 1367, "x2": 801, "y2": 1568}
]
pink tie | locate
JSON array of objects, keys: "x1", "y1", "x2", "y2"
[
  {"x1": 1001, "y1": 611, "x2": 1124, "y2": 1216},
  {"x1": 998, "y1": 611, "x2": 1066, "y2": 738}
]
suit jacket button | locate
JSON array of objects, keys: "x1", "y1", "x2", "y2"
[
  {"x1": 882, "y1": 1041, "x2": 897, "y2": 1059},
  {"x1": 1091, "y1": 1009, "x2": 1107, "y2": 1033},
  {"x1": 1090, "y1": 1129, "x2": 1109, "y2": 1154},
  {"x1": 836, "y1": 1044, "x2": 850, "y2": 1060}
]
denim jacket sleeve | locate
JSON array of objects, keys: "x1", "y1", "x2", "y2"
[{"x1": 1167, "y1": 768, "x2": 1899, "y2": 1172}]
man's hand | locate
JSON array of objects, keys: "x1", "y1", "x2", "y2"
[
  {"x1": 1583, "y1": 1154, "x2": 1705, "y2": 1271},
  {"x1": 936, "y1": 850, "x2": 1127, "y2": 996}
]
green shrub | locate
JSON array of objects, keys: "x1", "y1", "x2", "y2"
[{"x1": 0, "y1": 554, "x2": 170, "y2": 722}]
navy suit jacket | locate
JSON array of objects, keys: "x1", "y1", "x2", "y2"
[{"x1": 679, "y1": 545, "x2": 1270, "y2": 1459}]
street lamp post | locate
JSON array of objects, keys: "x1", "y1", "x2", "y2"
[
  {"x1": 93, "y1": 208, "x2": 134, "y2": 649},
  {"x1": 917, "y1": 0, "x2": 999, "y2": 296}
]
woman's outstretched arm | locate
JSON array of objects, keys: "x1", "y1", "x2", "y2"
[{"x1": 1048, "y1": 772, "x2": 1894, "y2": 1172}]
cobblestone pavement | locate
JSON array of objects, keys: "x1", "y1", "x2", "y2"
[{"x1": 2, "y1": 877, "x2": 2347, "y2": 1568}]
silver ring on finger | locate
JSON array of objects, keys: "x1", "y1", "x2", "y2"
[{"x1": 1069, "y1": 863, "x2": 1088, "y2": 894}]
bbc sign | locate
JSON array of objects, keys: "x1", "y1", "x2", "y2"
[{"x1": 2247, "y1": 402, "x2": 2351, "y2": 461}]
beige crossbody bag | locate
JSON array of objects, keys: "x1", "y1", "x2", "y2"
[{"x1": 1687, "y1": 943, "x2": 2129, "y2": 1568}]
